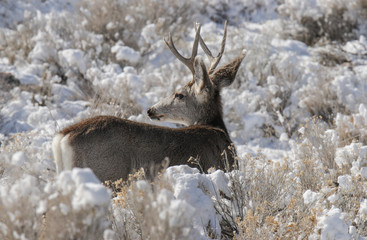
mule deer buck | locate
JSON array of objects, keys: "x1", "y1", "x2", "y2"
[{"x1": 52, "y1": 22, "x2": 246, "y2": 182}]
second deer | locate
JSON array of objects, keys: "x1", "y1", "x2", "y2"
[{"x1": 52, "y1": 22, "x2": 246, "y2": 182}]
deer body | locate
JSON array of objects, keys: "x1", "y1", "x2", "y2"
[
  {"x1": 53, "y1": 116, "x2": 232, "y2": 182},
  {"x1": 53, "y1": 22, "x2": 246, "y2": 182}
]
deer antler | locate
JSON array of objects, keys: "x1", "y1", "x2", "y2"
[
  {"x1": 165, "y1": 24, "x2": 201, "y2": 75},
  {"x1": 196, "y1": 21, "x2": 227, "y2": 75}
]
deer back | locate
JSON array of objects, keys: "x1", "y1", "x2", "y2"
[{"x1": 56, "y1": 116, "x2": 233, "y2": 182}]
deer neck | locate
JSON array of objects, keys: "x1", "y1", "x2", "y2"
[
  {"x1": 196, "y1": 93, "x2": 229, "y2": 135},
  {"x1": 206, "y1": 113, "x2": 228, "y2": 135}
]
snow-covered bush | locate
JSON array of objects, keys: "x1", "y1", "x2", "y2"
[
  {"x1": 216, "y1": 153, "x2": 316, "y2": 239},
  {"x1": 278, "y1": 0, "x2": 367, "y2": 45},
  {"x1": 291, "y1": 118, "x2": 338, "y2": 189},
  {"x1": 336, "y1": 104, "x2": 367, "y2": 145},
  {"x1": 0, "y1": 157, "x2": 111, "y2": 240},
  {"x1": 78, "y1": 0, "x2": 200, "y2": 53},
  {"x1": 110, "y1": 167, "x2": 224, "y2": 239},
  {"x1": 42, "y1": 168, "x2": 111, "y2": 239},
  {"x1": 290, "y1": 121, "x2": 367, "y2": 238},
  {"x1": 1, "y1": 0, "x2": 367, "y2": 239},
  {"x1": 0, "y1": 174, "x2": 44, "y2": 239}
]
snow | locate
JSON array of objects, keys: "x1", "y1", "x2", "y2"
[
  {"x1": 298, "y1": 126, "x2": 305, "y2": 135},
  {"x1": 207, "y1": 170, "x2": 231, "y2": 197},
  {"x1": 271, "y1": 38, "x2": 309, "y2": 56},
  {"x1": 103, "y1": 229, "x2": 117, "y2": 240},
  {"x1": 164, "y1": 166, "x2": 221, "y2": 238},
  {"x1": 316, "y1": 207, "x2": 351, "y2": 240},
  {"x1": 337, "y1": 175, "x2": 353, "y2": 192},
  {"x1": 29, "y1": 41, "x2": 58, "y2": 63},
  {"x1": 59, "y1": 49, "x2": 87, "y2": 74},
  {"x1": 11, "y1": 151, "x2": 27, "y2": 166},
  {"x1": 359, "y1": 199, "x2": 367, "y2": 218},
  {"x1": 56, "y1": 168, "x2": 111, "y2": 211},
  {"x1": 361, "y1": 167, "x2": 367, "y2": 179},
  {"x1": 72, "y1": 181, "x2": 110, "y2": 211},
  {"x1": 303, "y1": 189, "x2": 321, "y2": 205},
  {"x1": 141, "y1": 24, "x2": 159, "y2": 45},
  {"x1": 327, "y1": 193, "x2": 339, "y2": 204},
  {"x1": 158, "y1": 189, "x2": 196, "y2": 229},
  {"x1": 111, "y1": 42, "x2": 141, "y2": 65},
  {"x1": 1, "y1": 0, "x2": 367, "y2": 239}
]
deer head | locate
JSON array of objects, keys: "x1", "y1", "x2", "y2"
[{"x1": 147, "y1": 22, "x2": 246, "y2": 133}]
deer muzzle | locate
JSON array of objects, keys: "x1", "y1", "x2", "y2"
[{"x1": 147, "y1": 108, "x2": 163, "y2": 120}]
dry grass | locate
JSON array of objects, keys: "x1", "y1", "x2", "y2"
[
  {"x1": 78, "y1": 0, "x2": 196, "y2": 55},
  {"x1": 214, "y1": 152, "x2": 319, "y2": 239},
  {"x1": 0, "y1": 180, "x2": 44, "y2": 240},
  {"x1": 314, "y1": 46, "x2": 350, "y2": 67},
  {"x1": 213, "y1": 116, "x2": 367, "y2": 239},
  {"x1": 240, "y1": 41, "x2": 303, "y2": 138},
  {"x1": 0, "y1": 21, "x2": 36, "y2": 65},
  {"x1": 88, "y1": 88, "x2": 142, "y2": 119},
  {"x1": 1, "y1": 1, "x2": 367, "y2": 239},
  {"x1": 335, "y1": 109, "x2": 367, "y2": 146},
  {"x1": 265, "y1": 56, "x2": 302, "y2": 137},
  {"x1": 298, "y1": 70, "x2": 347, "y2": 125},
  {"x1": 279, "y1": 1, "x2": 366, "y2": 46},
  {"x1": 41, "y1": 191, "x2": 108, "y2": 240},
  {"x1": 297, "y1": 117, "x2": 338, "y2": 170}
]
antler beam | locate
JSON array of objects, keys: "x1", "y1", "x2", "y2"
[
  {"x1": 196, "y1": 21, "x2": 227, "y2": 75},
  {"x1": 165, "y1": 24, "x2": 201, "y2": 75}
]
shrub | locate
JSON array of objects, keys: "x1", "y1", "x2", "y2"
[
  {"x1": 335, "y1": 104, "x2": 367, "y2": 146},
  {"x1": 213, "y1": 152, "x2": 318, "y2": 239},
  {"x1": 78, "y1": 0, "x2": 198, "y2": 52},
  {"x1": 109, "y1": 170, "x2": 198, "y2": 240},
  {"x1": 0, "y1": 161, "x2": 112, "y2": 240},
  {"x1": 278, "y1": 0, "x2": 367, "y2": 45}
]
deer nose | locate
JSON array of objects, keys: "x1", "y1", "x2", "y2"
[
  {"x1": 147, "y1": 108, "x2": 154, "y2": 117},
  {"x1": 147, "y1": 107, "x2": 162, "y2": 120}
]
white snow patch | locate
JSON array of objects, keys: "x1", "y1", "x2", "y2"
[
  {"x1": 111, "y1": 41, "x2": 141, "y2": 64},
  {"x1": 56, "y1": 168, "x2": 110, "y2": 211},
  {"x1": 359, "y1": 199, "x2": 367, "y2": 218},
  {"x1": 298, "y1": 126, "x2": 305, "y2": 135},
  {"x1": 164, "y1": 165, "x2": 221, "y2": 238},
  {"x1": 361, "y1": 167, "x2": 367, "y2": 179},
  {"x1": 11, "y1": 151, "x2": 27, "y2": 166},
  {"x1": 303, "y1": 189, "x2": 321, "y2": 205},
  {"x1": 58, "y1": 49, "x2": 87, "y2": 74},
  {"x1": 337, "y1": 175, "x2": 353, "y2": 192},
  {"x1": 327, "y1": 193, "x2": 339, "y2": 204},
  {"x1": 29, "y1": 41, "x2": 57, "y2": 62},
  {"x1": 207, "y1": 170, "x2": 231, "y2": 197},
  {"x1": 72, "y1": 181, "x2": 110, "y2": 211},
  {"x1": 317, "y1": 207, "x2": 351, "y2": 240},
  {"x1": 141, "y1": 24, "x2": 158, "y2": 45}
]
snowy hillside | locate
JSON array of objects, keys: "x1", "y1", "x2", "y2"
[{"x1": 1, "y1": 0, "x2": 367, "y2": 239}]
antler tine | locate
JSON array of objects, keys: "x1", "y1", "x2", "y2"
[
  {"x1": 196, "y1": 21, "x2": 228, "y2": 75},
  {"x1": 164, "y1": 24, "x2": 201, "y2": 75}
]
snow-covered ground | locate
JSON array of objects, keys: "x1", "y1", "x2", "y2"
[{"x1": 1, "y1": 0, "x2": 367, "y2": 239}]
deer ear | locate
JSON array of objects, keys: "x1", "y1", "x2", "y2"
[
  {"x1": 193, "y1": 56, "x2": 211, "y2": 93},
  {"x1": 210, "y1": 50, "x2": 246, "y2": 89}
]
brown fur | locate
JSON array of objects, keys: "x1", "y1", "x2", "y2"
[{"x1": 59, "y1": 116, "x2": 233, "y2": 182}]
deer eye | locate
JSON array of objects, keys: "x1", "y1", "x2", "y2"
[{"x1": 174, "y1": 93, "x2": 184, "y2": 100}]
